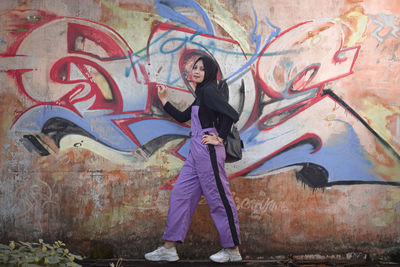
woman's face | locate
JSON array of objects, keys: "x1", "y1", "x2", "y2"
[{"x1": 192, "y1": 59, "x2": 205, "y2": 84}]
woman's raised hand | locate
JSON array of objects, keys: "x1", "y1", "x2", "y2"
[
  {"x1": 157, "y1": 84, "x2": 168, "y2": 106},
  {"x1": 201, "y1": 133, "x2": 223, "y2": 146}
]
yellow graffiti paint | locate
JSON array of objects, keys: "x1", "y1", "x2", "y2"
[
  {"x1": 325, "y1": 113, "x2": 337, "y2": 121},
  {"x1": 355, "y1": 96, "x2": 400, "y2": 181},
  {"x1": 360, "y1": 96, "x2": 399, "y2": 154},
  {"x1": 99, "y1": 0, "x2": 162, "y2": 54},
  {"x1": 90, "y1": 67, "x2": 113, "y2": 100},
  {"x1": 339, "y1": 6, "x2": 367, "y2": 47}
]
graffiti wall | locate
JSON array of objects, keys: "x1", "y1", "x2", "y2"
[{"x1": 0, "y1": 0, "x2": 399, "y2": 259}]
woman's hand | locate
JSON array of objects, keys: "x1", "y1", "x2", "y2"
[
  {"x1": 157, "y1": 84, "x2": 168, "y2": 106},
  {"x1": 201, "y1": 133, "x2": 223, "y2": 146}
]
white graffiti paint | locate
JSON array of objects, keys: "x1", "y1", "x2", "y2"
[{"x1": 371, "y1": 13, "x2": 400, "y2": 43}]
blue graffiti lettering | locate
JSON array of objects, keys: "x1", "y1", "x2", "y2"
[
  {"x1": 155, "y1": 0, "x2": 214, "y2": 35},
  {"x1": 226, "y1": 8, "x2": 280, "y2": 82}
]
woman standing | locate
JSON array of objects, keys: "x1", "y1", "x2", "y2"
[{"x1": 145, "y1": 55, "x2": 242, "y2": 263}]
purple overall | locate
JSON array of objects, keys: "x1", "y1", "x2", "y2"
[{"x1": 162, "y1": 106, "x2": 240, "y2": 248}]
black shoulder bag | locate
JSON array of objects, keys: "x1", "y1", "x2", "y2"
[
  {"x1": 216, "y1": 80, "x2": 244, "y2": 163},
  {"x1": 224, "y1": 124, "x2": 244, "y2": 163}
]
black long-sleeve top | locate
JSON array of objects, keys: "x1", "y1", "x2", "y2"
[{"x1": 163, "y1": 82, "x2": 239, "y2": 140}]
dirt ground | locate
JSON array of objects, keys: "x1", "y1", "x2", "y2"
[{"x1": 78, "y1": 258, "x2": 400, "y2": 267}]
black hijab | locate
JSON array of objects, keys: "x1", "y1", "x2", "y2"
[
  {"x1": 194, "y1": 56, "x2": 218, "y2": 89},
  {"x1": 194, "y1": 56, "x2": 239, "y2": 123}
]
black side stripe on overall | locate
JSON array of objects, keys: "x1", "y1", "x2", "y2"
[{"x1": 208, "y1": 144, "x2": 240, "y2": 246}]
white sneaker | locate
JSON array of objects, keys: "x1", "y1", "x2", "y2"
[
  {"x1": 209, "y1": 248, "x2": 242, "y2": 263},
  {"x1": 144, "y1": 246, "x2": 179, "y2": 262}
]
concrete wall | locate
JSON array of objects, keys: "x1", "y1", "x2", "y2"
[{"x1": 0, "y1": 0, "x2": 399, "y2": 260}]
